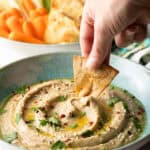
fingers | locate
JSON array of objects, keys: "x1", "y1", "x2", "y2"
[
  {"x1": 80, "y1": 7, "x2": 112, "y2": 69},
  {"x1": 80, "y1": 9, "x2": 94, "y2": 57},
  {"x1": 104, "y1": 45, "x2": 111, "y2": 64},
  {"x1": 115, "y1": 24, "x2": 147, "y2": 47},
  {"x1": 86, "y1": 20, "x2": 113, "y2": 69}
]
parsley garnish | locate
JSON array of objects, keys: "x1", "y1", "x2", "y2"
[
  {"x1": 133, "y1": 117, "x2": 141, "y2": 130},
  {"x1": 3, "y1": 132, "x2": 18, "y2": 143},
  {"x1": 26, "y1": 120, "x2": 34, "y2": 124},
  {"x1": 70, "y1": 111, "x2": 77, "y2": 118},
  {"x1": 110, "y1": 85, "x2": 115, "y2": 90},
  {"x1": 32, "y1": 107, "x2": 46, "y2": 113},
  {"x1": 123, "y1": 103, "x2": 129, "y2": 112},
  {"x1": 58, "y1": 96, "x2": 68, "y2": 102},
  {"x1": 81, "y1": 130, "x2": 94, "y2": 137},
  {"x1": 16, "y1": 85, "x2": 27, "y2": 94},
  {"x1": 79, "y1": 112, "x2": 86, "y2": 118},
  {"x1": 108, "y1": 97, "x2": 121, "y2": 107},
  {"x1": 49, "y1": 117, "x2": 61, "y2": 127},
  {"x1": 32, "y1": 107, "x2": 42, "y2": 112},
  {"x1": 51, "y1": 140, "x2": 66, "y2": 150},
  {"x1": 53, "y1": 112, "x2": 59, "y2": 118},
  {"x1": 0, "y1": 108, "x2": 7, "y2": 115},
  {"x1": 36, "y1": 128, "x2": 41, "y2": 133},
  {"x1": 70, "y1": 123, "x2": 78, "y2": 129},
  {"x1": 40, "y1": 120, "x2": 49, "y2": 126},
  {"x1": 39, "y1": 116, "x2": 61, "y2": 128}
]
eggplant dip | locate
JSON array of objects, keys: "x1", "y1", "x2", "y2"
[{"x1": 0, "y1": 56, "x2": 145, "y2": 150}]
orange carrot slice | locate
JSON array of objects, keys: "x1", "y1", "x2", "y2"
[
  {"x1": 31, "y1": 16, "x2": 47, "y2": 40},
  {"x1": 22, "y1": 0, "x2": 36, "y2": 14},
  {"x1": 22, "y1": 21, "x2": 37, "y2": 37},
  {"x1": 9, "y1": 31, "x2": 44, "y2": 44},
  {"x1": 0, "y1": 12, "x2": 11, "y2": 32},
  {"x1": 0, "y1": 29, "x2": 9, "y2": 38},
  {"x1": 7, "y1": 8, "x2": 23, "y2": 18},
  {"x1": 6, "y1": 16, "x2": 23, "y2": 33},
  {"x1": 29, "y1": 8, "x2": 48, "y2": 18},
  {"x1": 36, "y1": 8, "x2": 48, "y2": 15}
]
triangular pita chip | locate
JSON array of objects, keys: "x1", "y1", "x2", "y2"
[{"x1": 73, "y1": 55, "x2": 119, "y2": 97}]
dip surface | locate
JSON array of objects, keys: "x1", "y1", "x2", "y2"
[{"x1": 0, "y1": 79, "x2": 145, "y2": 150}]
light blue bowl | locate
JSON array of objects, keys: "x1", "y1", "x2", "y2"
[{"x1": 0, "y1": 51, "x2": 150, "y2": 150}]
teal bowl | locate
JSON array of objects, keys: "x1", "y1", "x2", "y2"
[{"x1": 0, "y1": 51, "x2": 150, "y2": 150}]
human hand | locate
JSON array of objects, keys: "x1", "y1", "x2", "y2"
[{"x1": 80, "y1": 0, "x2": 150, "y2": 69}]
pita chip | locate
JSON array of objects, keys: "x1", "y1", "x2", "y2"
[{"x1": 73, "y1": 55, "x2": 119, "y2": 97}]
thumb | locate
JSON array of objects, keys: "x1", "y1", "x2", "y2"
[{"x1": 87, "y1": 21, "x2": 113, "y2": 69}]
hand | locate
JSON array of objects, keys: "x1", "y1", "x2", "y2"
[{"x1": 80, "y1": 0, "x2": 150, "y2": 69}]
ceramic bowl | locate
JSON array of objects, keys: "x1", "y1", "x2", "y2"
[
  {"x1": 0, "y1": 51, "x2": 150, "y2": 150},
  {"x1": 0, "y1": 37, "x2": 80, "y2": 66}
]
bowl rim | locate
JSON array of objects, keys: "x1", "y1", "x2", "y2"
[
  {"x1": 0, "y1": 50, "x2": 149, "y2": 74},
  {"x1": 0, "y1": 37, "x2": 80, "y2": 47}
]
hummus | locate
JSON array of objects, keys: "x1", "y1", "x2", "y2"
[
  {"x1": 0, "y1": 56, "x2": 145, "y2": 150},
  {"x1": 0, "y1": 80, "x2": 145, "y2": 150}
]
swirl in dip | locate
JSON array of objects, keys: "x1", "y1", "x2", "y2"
[{"x1": 0, "y1": 80, "x2": 145, "y2": 150}]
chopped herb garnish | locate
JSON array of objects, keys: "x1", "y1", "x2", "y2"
[
  {"x1": 110, "y1": 85, "x2": 115, "y2": 90},
  {"x1": 15, "y1": 113, "x2": 21, "y2": 124},
  {"x1": 26, "y1": 120, "x2": 34, "y2": 123},
  {"x1": 26, "y1": 120, "x2": 34, "y2": 124},
  {"x1": 133, "y1": 118, "x2": 142, "y2": 130},
  {"x1": 79, "y1": 112, "x2": 86, "y2": 118},
  {"x1": 3, "y1": 132, "x2": 18, "y2": 143},
  {"x1": 42, "y1": 0, "x2": 51, "y2": 12},
  {"x1": 98, "y1": 122, "x2": 103, "y2": 129},
  {"x1": 53, "y1": 112, "x2": 59, "y2": 118},
  {"x1": 108, "y1": 97, "x2": 121, "y2": 107},
  {"x1": 16, "y1": 85, "x2": 27, "y2": 94},
  {"x1": 123, "y1": 103, "x2": 129, "y2": 112},
  {"x1": 31, "y1": 107, "x2": 44, "y2": 112},
  {"x1": 101, "y1": 111, "x2": 108, "y2": 123},
  {"x1": 40, "y1": 120, "x2": 49, "y2": 126},
  {"x1": 58, "y1": 96, "x2": 68, "y2": 102},
  {"x1": 70, "y1": 111, "x2": 77, "y2": 118},
  {"x1": 32, "y1": 107, "x2": 39, "y2": 112},
  {"x1": 32, "y1": 107, "x2": 47, "y2": 113},
  {"x1": 0, "y1": 108, "x2": 7, "y2": 115},
  {"x1": 51, "y1": 140, "x2": 66, "y2": 150},
  {"x1": 136, "y1": 100, "x2": 144, "y2": 108},
  {"x1": 36, "y1": 128, "x2": 41, "y2": 133},
  {"x1": 49, "y1": 117, "x2": 61, "y2": 127},
  {"x1": 123, "y1": 90, "x2": 132, "y2": 97},
  {"x1": 70, "y1": 123, "x2": 78, "y2": 129},
  {"x1": 81, "y1": 130, "x2": 94, "y2": 137}
]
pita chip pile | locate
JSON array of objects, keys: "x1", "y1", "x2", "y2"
[{"x1": 73, "y1": 55, "x2": 119, "y2": 97}]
